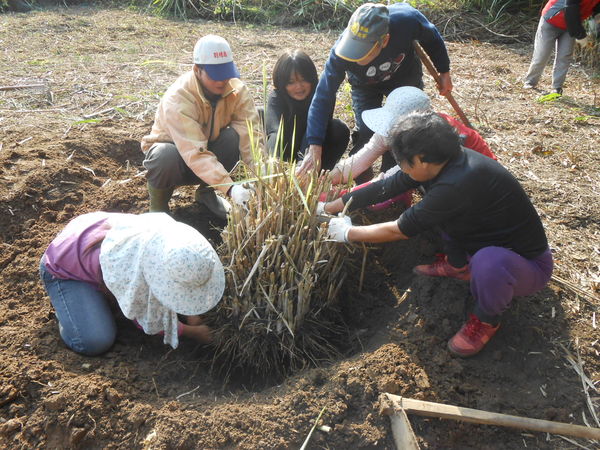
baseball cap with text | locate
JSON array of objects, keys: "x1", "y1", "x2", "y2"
[
  {"x1": 335, "y1": 3, "x2": 390, "y2": 62},
  {"x1": 193, "y1": 35, "x2": 240, "y2": 81}
]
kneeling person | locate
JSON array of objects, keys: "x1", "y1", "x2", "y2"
[
  {"x1": 141, "y1": 35, "x2": 261, "y2": 219},
  {"x1": 40, "y1": 212, "x2": 225, "y2": 355},
  {"x1": 323, "y1": 111, "x2": 553, "y2": 357}
]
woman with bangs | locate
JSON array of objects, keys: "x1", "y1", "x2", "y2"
[{"x1": 265, "y1": 49, "x2": 349, "y2": 169}]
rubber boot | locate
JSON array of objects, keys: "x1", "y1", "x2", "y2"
[{"x1": 147, "y1": 182, "x2": 173, "y2": 213}]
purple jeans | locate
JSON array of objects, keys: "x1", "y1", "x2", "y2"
[{"x1": 469, "y1": 246, "x2": 553, "y2": 318}]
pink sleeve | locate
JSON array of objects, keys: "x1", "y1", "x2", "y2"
[{"x1": 334, "y1": 133, "x2": 389, "y2": 182}]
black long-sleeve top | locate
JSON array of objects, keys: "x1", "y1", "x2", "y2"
[
  {"x1": 265, "y1": 89, "x2": 312, "y2": 161},
  {"x1": 342, "y1": 148, "x2": 548, "y2": 259}
]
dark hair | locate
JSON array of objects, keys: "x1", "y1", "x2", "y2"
[
  {"x1": 272, "y1": 50, "x2": 318, "y2": 94},
  {"x1": 389, "y1": 111, "x2": 461, "y2": 166}
]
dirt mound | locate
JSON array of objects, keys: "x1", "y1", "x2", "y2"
[{"x1": 1, "y1": 6, "x2": 598, "y2": 449}]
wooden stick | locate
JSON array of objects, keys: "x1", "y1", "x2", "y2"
[
  {"x1": 389, "y1": 408, "x2": 421, "y2": 450},
  {"x1": 413, "y1": 41, "x2": 473, "y2": 129},
  {"x1": 0, "y1": 84, "x2": 46, "y2": 91},
  {"x1": 551, "y1": 272, "x2": 600, "y2": 306},
  {"x1": 381, "y1": 394, "x2": 600, "y2": 441},
  {"x1": 83, "y1": 104, "x2": 127, "y2": 119}
]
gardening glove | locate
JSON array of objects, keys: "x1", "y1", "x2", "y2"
[
  {"x1": 327, "y1": 215, "x2": 352, "y2": 243},
  {"x1": 316, "y1": 202, "x2": 327, "y2": 216},
  {"x1": 230, "y1": 184, "x2": 253, "y2": 207}
]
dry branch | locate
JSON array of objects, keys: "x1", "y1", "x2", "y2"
[
  {"x1": 551, "y1": 272, "x2": 600, "y2": 307},
  {"x1": 83, "y1": 104, "x2": 127, "y2": 119},
  {"x1": 0, "y1": 84, "x2": 46, "y2": 91}
]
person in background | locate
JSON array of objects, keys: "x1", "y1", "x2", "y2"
[
  {"x1": 523, "y1": 0, "x2": 600, "y2": 95},
  {"x1": 141, "y1": 35, "x2": 261, "y2": 220},
  {"x1": 40, "y1": 212, "x2": 225, "y2": 356},
  {"x1": 322, "y1": 112, "x2": 552, "y2": 357},
  {"x1": 264, "y1": 49, "x2": 349, "y2": 170},
  {"x1": 329, "y1": 86, "x2": 495, "y2": 186},
  {"x1": 298, "y1": 2, "x2": 452, "y2": 181}
]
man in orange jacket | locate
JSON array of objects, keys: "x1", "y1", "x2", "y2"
[
  {"x1": 141, "y1": 35, "x2": 262, "y2": 219},
  {"x1": 523, "y1": 0, "x2": 600, "y2": 95}
]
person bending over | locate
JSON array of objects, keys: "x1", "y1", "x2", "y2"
[
  {"x1": 298, "y1": 2, "x2": 452, "y2": 179},
  {"x1": 40, "y1": 212, "x2": 225, "y2": 355},
  {"x1": 322, "y1": 111, "x2": 553, "y2": 357},
  {"x1": 329, "y1": 86, "x2": 495, "y2": 186},
  {"x1": 523, "y1": 0, "x2": 600, "y2": 95}
]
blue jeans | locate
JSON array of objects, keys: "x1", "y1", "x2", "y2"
[{"x1": 39, "y1": 260, "x2": 117, "y2": 356}]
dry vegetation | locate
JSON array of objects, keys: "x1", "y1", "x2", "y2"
[
  {"x1": 0, "y1": 5, "x2": 599, "y2": 449},
  {"x1": 211, "y1": 158, "x2": 350, "y2": 379}
]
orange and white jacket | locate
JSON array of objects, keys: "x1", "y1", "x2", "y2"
[{"x1": 141, "y1": 71, "x2": 262, "y2": 194}]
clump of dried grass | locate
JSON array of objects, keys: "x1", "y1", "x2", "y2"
[{"x1": 209, "y1": 148, "x2": 350, "y2": 380}]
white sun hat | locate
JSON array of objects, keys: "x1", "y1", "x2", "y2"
[
  {"x1": 99, "y1": 213, "x2": 225, "y2": 348},
  {"x1": 362, "y1": 86, "x2": 431, "y2": 137}
]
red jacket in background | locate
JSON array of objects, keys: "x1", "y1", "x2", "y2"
[
  {"x1": 543, "y1": 0, "x2": 600, "y2": 30},
  {"x1": 439, "y1": 113, "x2": 497, "y2": 160}
]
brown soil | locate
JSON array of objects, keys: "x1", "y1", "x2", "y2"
[{"x1": 1, "y1": 6, "x2": 599, "y2": 449}]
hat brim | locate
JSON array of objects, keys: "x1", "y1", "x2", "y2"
[
  {"x1": 202, "y1": 62, "x2": 240, "y2": 81},
  {"x1": 362, "y1": 107, "x2": 394, "y2": 137},
  {"x1": 334, "y1": 30, "x2": 379, "y2": 62}
]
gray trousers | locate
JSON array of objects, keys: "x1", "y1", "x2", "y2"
[
  {"x1": 143, "y1": 127, "x2": 240, "y2": 189},
  {"x1": 524, "y1": 17, "x2": 575, "y2": 90}
]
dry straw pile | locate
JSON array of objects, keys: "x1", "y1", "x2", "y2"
[{"x1": 210, "y1": 146, "x2": 351, "y2": 379}]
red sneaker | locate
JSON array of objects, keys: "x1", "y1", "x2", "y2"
[
  {"x1": 448, "y1": 314, "x2": 500, "y2": 357},
  {"x1": 413, "y1": 254, "x2": 471, "y2": 281}
]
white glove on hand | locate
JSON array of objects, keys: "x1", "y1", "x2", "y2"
[
  {"x1": 316, "y1": 202, "x2": 326, "y2": 216},
  {"x1": 230, "y1": 184, "x2": 252, "y2": 206},
  {"x1": 327, "y1": 215, "x2": 352, "y2": 243}
]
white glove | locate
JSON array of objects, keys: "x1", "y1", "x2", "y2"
[
  {"x1": 327, "y1": 215, "x2": 352, "y2": 243},
  {"x1": 316, "y1": 202, "x2": 326, "y2": 215},
  {"x1": 230, "y1": 184, "x2": 252, "y2": 206}
]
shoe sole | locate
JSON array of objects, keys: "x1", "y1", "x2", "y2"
[{"x1": 447, "y1": 340, "x2": 481, "y2": 358}]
